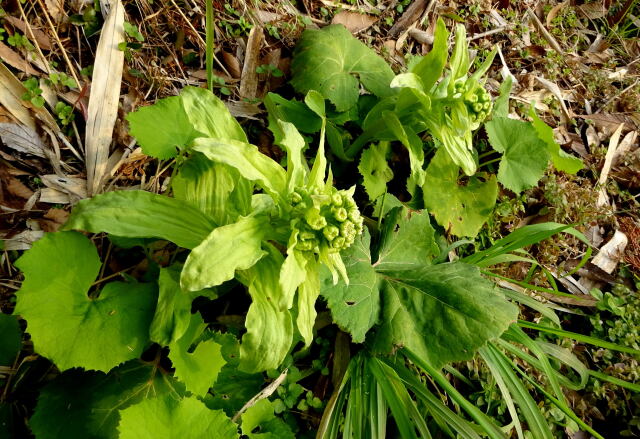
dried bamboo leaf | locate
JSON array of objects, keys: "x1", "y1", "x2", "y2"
[
  {"x1": 0, "y1": 62, "x2": 37, "y2": 129},
  {"x1": 85, "y1": 0, "x2": 124, "y2": 195},
  {"x1": 0, "y1": 123, "x2": 47, "y2": 157}
]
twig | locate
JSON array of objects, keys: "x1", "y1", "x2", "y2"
[
  {"x1": 232, "y1": 368, "x2": 288, "y2": 422},
  {"x1": 526, "y1": 8, "x2": 563, "y2": 54},
  {"x1": 468, "y1": 26, "x2": 509, "y2": 41},
  {"x1": 594, "y1": 78, "x2": 640, "y2": 114},
  {"x1": 35, "y1": 0, "x2": 81, "y2": 86}
]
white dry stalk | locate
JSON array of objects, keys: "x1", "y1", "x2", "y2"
[
  {"x1": 232, "y1": 368, "x2": 288, "y2": 422},
  {"x1": 85, "y1": 0, "x2": 124, "y2": 196},
  {"x1": 597, "y1": 123, "x2": 624, "y2": 207}
]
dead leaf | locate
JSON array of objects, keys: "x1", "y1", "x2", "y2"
[
  {"x1": 389, "y1": 0, "x2": 432, "y2": 38},
  {"x1": 3, "y1": 230, "x2": 44, "y2": 250},
  {"x1": 44, "y1": 0, "x2": 65, "y2": 23},
  {"x1": 222, "y1": 51, "x2": 241, "y2": 79},
  {"x1": 39, "y1": 207, "x2": 69, "y2": 232},
  {"x1": 576, "y1": 3, "x2": 608, "y2": 19},
  {"x1": 546, "y1": 1, "x2": 568, "y2": 26},
  {"x1": 85, "y1": 0, "x2": 125, "y2": 195},
  {"x1": 4, "y1": 16, "x2": 53, "y2": 51},
  {"x1": 0, "y1": 41, "x2": 38, "y2": 74},
  {"x1": 0, "y1": 123, "x2": 47, "y2": 157},
  {"x1": 331, "y1": 11, "x2": 377, "y2": 34},
  {"x1": 41, "y1": 174, "x2": 87, "y2": 203},
  {"x1": 0, "y1": 63, "x2": 37, "y2": 129},
  {"x1": 619, "y1": 218, "x2": 640, "y2": 271},
  {"x1": 239, "y1": 26, "x2": 263, "y2": 100}
]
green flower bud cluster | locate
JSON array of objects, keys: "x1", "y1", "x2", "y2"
[
  {"x1": 454, "y1": 81, "x2": 492, "y2": 124},
  {"x1": 290, "y1": 186, "x2": 363, "y2": 254}
]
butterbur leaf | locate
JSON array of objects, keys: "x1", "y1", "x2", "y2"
[
  {"x1": 374, "y1": 263, "x2": 519, "y2": 369},
  {"x1": 172, "y1": 154, "x2": 251, "y2": 225},
  {"x1": 423, "y1": 150, "x2": 498, "y2": 237},
  {"x1": 181, "y1": 216, "x2": 267, "y2": 291},
  {"x1": 239, "y1": 246, "x2": 293, "y2": 373},
  {"x1": 359, "y1": 141, "x2": 393, "y2": 201},
  {"x1": 264, "y1": 92, "x2": 322, "y2": 134},
  {"x1": 383, "y1": 111, "x2": 425, "y2": 188},
  {"x1": 126, "y1": 96, "x2": 201, "y2": 159},
  {"x1": 64, "y1": 190, "x2": 216, "y2": 250},
  {"x1": 150, "y1": 265, "x2": 217, "y2": 346},
  {"x1": 241, "y1": 399, "x2": 295, "y2": 439},
  {"x1": 530, "y1": 108, "x2": 583, "y2": 174},
  {"x1": 291, "y1": 24, "x2": 394, "y2": 111},
  {"x1": 193, "y1": 138, "x2": 287, "y2": 202},
  {"x1": 29, "y1": 361, "x2": 185, "y2": 439},
  {"x1": 207, "y1": 333, "x2": 264, "y2": 415},
  {"x1": 321, "y1": 230, "x2": 380, "y2": 343},
  {"x1": 0, "y1": 314, "x2": 21, "y2": 366},
  {"x1": 118, "y1": 395, "x2": 238, "y2": 439},
  {"x1": 375, "y1": 207, "x2": 439, "y2": 271},
  {"x1": 410, "y1": 18, "x2": 448, "y2": 92},
  {"x1": 485, "y1": 117, "x2": 550, "y2": 193},
  {"x1": 14, "y1": 232, "x2": 156, "y2": 372},
  {"x1": 180, "y1": 86, "x2": 248, "y2": 143},
  {"x1": 169, "y1": 313, "x2": 225, "y2": 396}
]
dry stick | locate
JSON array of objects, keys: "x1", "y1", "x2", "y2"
[
  {"x1": 168, "y1": 0, "x2": 232, "y2": 78},
  {"x1": 232, "y1": 368, "x2": 288, "y2": 422},
  {"x1": 594, "y1": 78, "x2": 640, "y2": 114},
  {"x1": 17, "y1": 2, "x2": 51, "y2": 75},
  {"x1": 35, "y1": 0, "x2": 81, "y2": 87},
  {"x1": 526, "y1": 8, "x2": 563, "y2": 54}
]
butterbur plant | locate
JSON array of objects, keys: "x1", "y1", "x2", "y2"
[
  {"x1": 285, "y1": 19, "x2": 584, "y2": 238},
  {"x1": 6, "y1": 21, "x2": 639, "y2": 439}
]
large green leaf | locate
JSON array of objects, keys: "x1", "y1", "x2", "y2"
[
  {"x1": 193, "y1": 138, "x2": 287, "y2": 202},
  {"x1": 125, "y1": 87, "x2": 247, "y2": 160},
  {"x1": 375, "y1": 207, "x2": 439, "y2": 272},
  {"x1": 126, "y1": 96, "x2": 201, "y2": 159},
  {"x1": 168, "y1": 313, "x2": 225, "y2": 397},
  {"x1": 241, "y1": 399, "x2": 295, "y2": 439},
  {"x1": 180, "y1": 86, "x2": 248, "y2": 143},
  {"x1": 291, "y1": 24, "x2": 394, "y2": 111},
  {"x1": 29, "y1": 361, "x2": 184, "y2": 439},
  {"x1": 423, "y1": 149, "x2": 498, "y2": 237},
  {"x1": 485, "y1": 117, "x2": 550, "y2": 193},
  {"x1": 118, "y1": 395, "x2": 238, "y2": 439},
  {"x1": 181, "y1": 215, "x2": 267, "y2": 291},
  {"x1": 172, "y1": 154, "x2": 251, "y2": 225},
  {"x1": 0, "y1": 314, "x2": 21, "y2": 366},
  {"x1": 150, "y1": 265, "x2": 217, "y2": 347},
  {"x1": 207, "y1": 333, "x2": 264, "y2": 415},
  {"x1": 239, "y1": 246, "x2": 293, "y2": 373},
  {"x1": 14, "y1": 232, "x2": 156, "y2": 372},
  {"x1": 358, "y1": 142, "x2": 393, "y2": 201},
  {"x1": 64, "y1": 190, "x2": 216, "y2": 250},
  {"x1": 320, "y1": 230, "x2": 380, "y2": 343},
  {"x1": 320, "y1": 211, "x2": 518, "y2": 366},
  {"x1": 374, "y1": 263, "x2": 518, "y2": 369}
]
